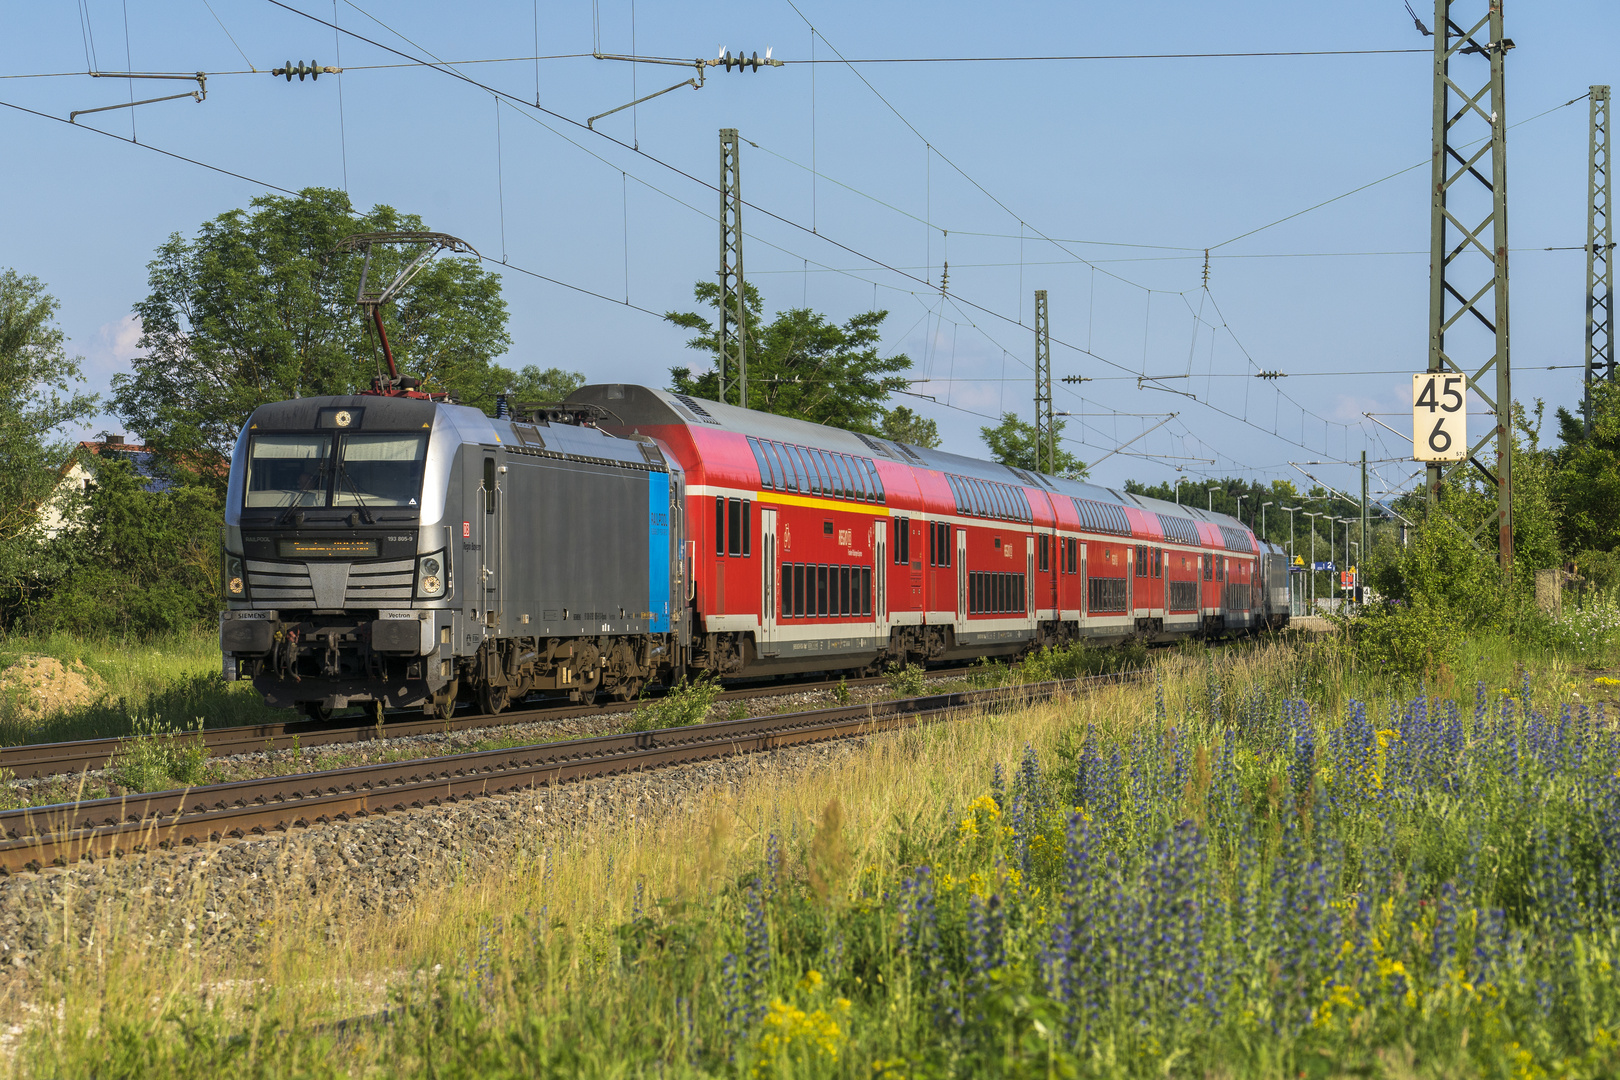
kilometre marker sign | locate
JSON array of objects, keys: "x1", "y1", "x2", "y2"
[{"x1": 1412, "y1": 372, "x2": 1466, "y2": 462}]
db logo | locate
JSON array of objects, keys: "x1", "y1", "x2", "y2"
[{"x1": 462, "y1": 521, "x2": 471, "y2": 538}]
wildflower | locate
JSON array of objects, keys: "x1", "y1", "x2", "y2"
[
  {"x1": 753, "y1": 997, "x2": 850, "y2": 1072},
  {"x1": 798, "y1": 969, "x2": 824, "y2": 992}
]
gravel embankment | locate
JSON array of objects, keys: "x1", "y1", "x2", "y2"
[{"x1": 0, "y1": 731, "x2": 884, "y2": 978}]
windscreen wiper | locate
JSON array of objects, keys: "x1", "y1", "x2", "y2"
[{"x1": 336, "y1": 459, "x2": 376, "y2": 525}]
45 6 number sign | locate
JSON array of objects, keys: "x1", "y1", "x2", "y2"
[{"x1": 1411, "y1": 373, "x2": 1467, "y2": 462}]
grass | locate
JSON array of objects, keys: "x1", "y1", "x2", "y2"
[
  {"x1": 10, "y1": 625, "x2": 1620, "y2": 1076},
  {"x1": 0, "y1": 630, "x2": 283, "y2": 746}
]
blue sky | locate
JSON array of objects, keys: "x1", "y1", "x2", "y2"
[{"x1": 2, "y1": 0, "x2": 1616, "y2": 501}]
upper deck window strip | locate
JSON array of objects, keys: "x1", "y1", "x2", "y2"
[{"x1": 750, "y1": 437, "x2": 885, "y2": 505}]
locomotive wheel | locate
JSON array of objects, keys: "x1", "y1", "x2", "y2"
[
  {"x1": 572, "y1": 643, "x2": 603, "y2": 706},
  {"x1": 430, "y1": 679, "x2": 460, "y2": 720},
  {"x1": 478, "y1": 681, "x2": 511, "y2": 715},
  {"x1": 604, "y1": 641, "x2": 644, "y2": 702}
]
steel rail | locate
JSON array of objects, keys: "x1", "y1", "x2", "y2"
[
  {"x1": 0, "y1": 668, "x2": 974, "y2": 780},
  {"x1": 0, "y1": 671, "x2": 1140, "y2": 874}
]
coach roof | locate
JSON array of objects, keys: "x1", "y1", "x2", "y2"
[{"x1": 567, "y1": 384, "x2": 1250, "y2": 536}]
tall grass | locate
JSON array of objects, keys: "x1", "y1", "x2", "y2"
[{"x1": 8, "y1": 633, "x2": 1620, "y2": 1077}]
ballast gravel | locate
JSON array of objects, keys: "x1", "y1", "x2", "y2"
[{"x1": 0, "y1": 732, "x2": 882, "y2": 980}]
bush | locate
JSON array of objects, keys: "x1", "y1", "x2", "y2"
[
  {"x1": 1343, "y1": 599, "x2": 1457, "y2": 677},
  {"x1": 884, "y1": 663, "x2": 926, "y2": 697},
  {"x1": 1018, "y1": 640, "x2": 1149, "y2": 682},
  {"x1": 623, "y1": 675, "x2": 722, "y2": 732},
  {"x1": 106, "y1": 713, "x2": 210, "y2": 793}
]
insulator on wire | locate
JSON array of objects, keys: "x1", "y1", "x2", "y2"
[{"x1": 272, "y1": 60, "x2": 341, "y2": 81}]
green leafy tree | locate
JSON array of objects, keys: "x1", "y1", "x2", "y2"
[
  {"x1": 978, "y1": 413, "x2": 1088, "y2": 479},
  {"x1": 878, "y1": 405, "x2": 940, "y2": 449},
  {"x1": 1555, "y1": 380, "x2": 1620, "y2": 555},
  {"x1": 23, "y1": 459, "x2": 223, "y2": 639},
  {"x1": 501, "y1": 365, "x2": 586, "y2": 403},
  {"x1": 664, "y1": 281, "x2": 911, "y2": 433},
  {"x1": 113, "y1": 187, "x2": 511, "y2": 470},
  {"x1": 0, "y1": 270, "x2": 99, "y2": 547}
]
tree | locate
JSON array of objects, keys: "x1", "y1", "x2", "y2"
[
  {"x1": 1555, "y1": 380, "x2": 1620, "y2": 555},
  {"x1": 979, "y1": 413, "x2": 1087, "y2": 479},
  {"x1": 878, "y1": 405, "x2": 940, "y2": 449},
  {"x1": 664, "y1": 281, "x2": 912, "y2": 433},
  {"x1": 0, "y1": 270, "x2": 99, "y2": 546},
  {"x1": 499, "y1": 365, "x2": 586, "y2": 403},
  {"x1": 19, "y1": 459, "x2": 223, "y2": 639},
  {"x1": 113, "y1": 188, "x2": 511, "y2": 469}
]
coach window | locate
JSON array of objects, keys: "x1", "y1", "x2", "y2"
[
  {"x1": 837, "y1": 566, "x2": 849, "y2": 615},
  {"x1": 792, "y1": 564, "x2": 805, "y2": 617},
  {"x1": 747, "y1": 437, "x2": 772, "y2": 490},
  {"x1": 813, "y1": 450, "x2": 834, "y2": 496},
  {"x1": 763, "y1": 442, "x2": 787, "y2": 491},
  {"x1": 1039, "y1": 534, "x2": 1050, "y2": 572},
  {"x1": 715, "y1": 497, "x2": 726, "y2": 556},
  {"x1": 833, "y1": 454, "x2": 853, "y2": 499},
  {"x1": 868, "y1": 459, "x2": 887, "y2": 503},
  {"x1": 787, "y1": 446, "x2": 811, "y2": 494},
  {"x1": 1153, "y1": 548, "x2": 1162, "y2": 578},
  {"x1": 816, "y1": 565, "x2": 829, "y2": 616}
]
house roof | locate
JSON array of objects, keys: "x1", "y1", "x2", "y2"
[{"x1": 61, "y1": 440, "x2": 172, "y2": 493}]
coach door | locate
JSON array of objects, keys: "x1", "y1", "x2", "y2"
[
  {"x1": 1026, "y1": 536, "x2": 1037, "y2": 632},
  {"x1": 956, "y1": 527, "x2": 968, "y2": 630},
  {"x1": 874, "y1": 520, "x2": 889, "y2": 643},
  {"x1": 759, "y1": 508, "x2": 778, "y2": 654}
]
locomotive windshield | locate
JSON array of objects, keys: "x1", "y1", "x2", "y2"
[{"x1": 244, "y1": 432, "x2": 429, "y2": 509}]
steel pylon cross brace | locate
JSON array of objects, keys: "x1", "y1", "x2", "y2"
[
  {"x1": 1424, "y1": 0, "x2": 1514, "y2": 574},
  {"x1": 1034, "y1": 290, "x2": 1052, "y2": 475},
  {"x1": 718, "y1": 128, "x2": 746, "y2": 408},
  {"x1": 1586, "y1": 85, "x2": 1614, "y2": 432}
]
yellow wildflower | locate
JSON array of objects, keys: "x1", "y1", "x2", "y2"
[
  {"x1": 798, "y1": 969, "x2": 824, "y2": 992},
  {"x1": 753, "y1": 997, "x2": 850, "y2": 1073}
]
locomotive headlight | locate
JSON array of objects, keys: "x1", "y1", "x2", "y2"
[
  {"x1": 416, "y1": 552, "x2": 446, "y2": 597},
  {"x1": 225, "y1": 555, "x2": 247, "y2": 598}
]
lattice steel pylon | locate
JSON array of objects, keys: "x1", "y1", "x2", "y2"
[
  {"x1": 718, "y1": 128, "x2": 747, "y2": 408},
  {"x1": 1585, "y1": 86, "x2": 1613, "y2": 433},
  {"x1": 1034, "y1": 290, "x2": 1052, "y2": 473},
  {"x1": 1424, "y1": 0, "x2": 1514, "y2": 574}
]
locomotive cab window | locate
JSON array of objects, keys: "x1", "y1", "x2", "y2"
[{"x1": 244, "y1": 434, "x2": 331, "y2": 508}]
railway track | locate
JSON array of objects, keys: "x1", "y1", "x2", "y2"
[
  {"x1": 0, "y1": 668, "x2": 976, "y2": 781},
  {"x1": 0, "y1": 671, "x2": 1140, "y2": 875}
]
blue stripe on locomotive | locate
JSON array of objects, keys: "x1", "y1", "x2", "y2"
[{"x1": 648, "y1": 470, "x2": 671, "y2": 633}]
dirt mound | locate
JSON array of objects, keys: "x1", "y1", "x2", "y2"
[{"x1": 0, "y1": 655, "x2": 102, "y2": 723}]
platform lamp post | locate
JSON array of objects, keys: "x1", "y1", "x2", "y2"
[
  {"x1": 1207, "y1": 486, "x2": 1220, "y2": 513},
  {"x1": 1236, "y1": 493, "x2": 1248, "y2": 527},
  {"x1": 1259, "y1": 500, "x2": 1274, "y2": 541},
  {"x1": 1281, "y1": 504, "x2": 1302, "y2": 616},
  {"x1": 1341, "y1": 518, "x2": 1355, "y2": 599},
  {"x1": 1175, "y1": 475, "x2": 1185, "y2": 505},
  {"x1": 1303, "y1": 511, "x2": 1323, "y2": 612},
  {"x1": 1281, "y1": 506, "x2": 1302, "y2": 563}
]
